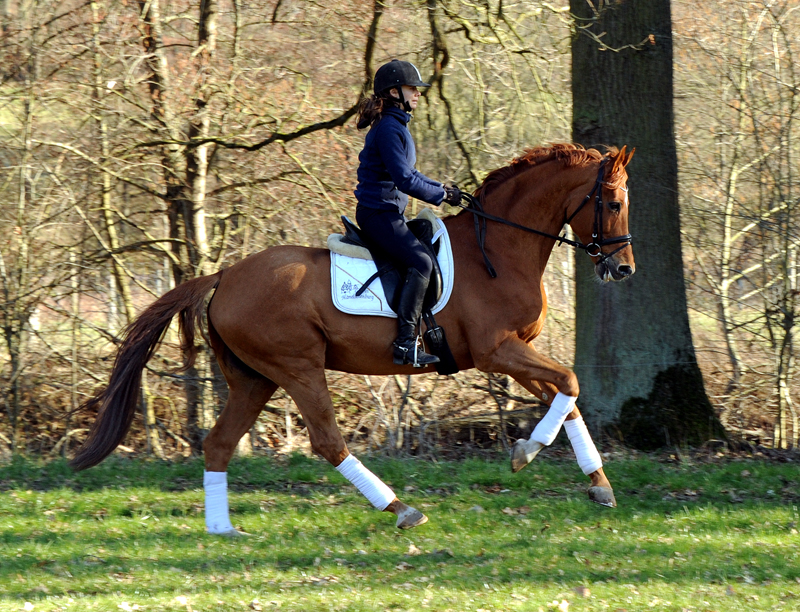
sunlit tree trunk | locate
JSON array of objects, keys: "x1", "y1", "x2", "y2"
[
  {"x1": 93, "y1": 1, "x2": 164, "y2": 457},
  {"x1": 137, "y1": 0, "x2": 215, "y2": 451},
  {"x1": 188, "y1": 0, "x2": 220, "y2": 435},
  {"x1": 66, "y1": 249, "x2": 81, "y2": 458},
  {"x1": 4, "y1": 41, "x2": 36, "y2": 451}
]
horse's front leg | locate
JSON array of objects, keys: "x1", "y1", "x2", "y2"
[
  {"x1": 476, "y1": 337, "x2": 615, "y2": 507},
  {"x1": 563, "y1": 405, "x2": 616, "y2": 507}
]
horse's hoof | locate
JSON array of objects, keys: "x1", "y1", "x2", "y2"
[
  {"x1": 215, "y1": 528, "x2": 251, "y2": 537},
  {"x1": 588, "y1": 486, "x2": 617, "y2": 508},
  {"x1": 395, "y1": 506, "x2": 428, "y2": 530},
  {"x1": 511, "y1": 439, "x2": 544, "y2": 473}
]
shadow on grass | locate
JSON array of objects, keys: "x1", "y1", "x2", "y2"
[
  {"x1": 2, "y1": 452, "x2": 798, "y2": 513},
  {"x1": 2, "y1": 455, "x2": 800, "y2": 602},
  {"x1": 2, "y1": 506, "x2": 798, "y2": 602}
]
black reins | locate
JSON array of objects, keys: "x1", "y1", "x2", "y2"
[{"x1": 453, "y1": 161, "x2": 632, "y2": 278}]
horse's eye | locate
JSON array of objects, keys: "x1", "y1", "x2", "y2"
[{"x1": 608, "y1": 201, "x2": 622, "y2": 213}]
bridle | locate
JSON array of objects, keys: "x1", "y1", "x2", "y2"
[{"x1": 454, "y1": 160, "x2": 632, "y2": 278}]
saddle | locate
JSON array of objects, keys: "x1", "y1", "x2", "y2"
[
  {"x1": 335, "y1": 214, "x2": 458, "y2": 376},
  {"x1": 339, "y1": 216, "x2": 443, "y2": 313}
]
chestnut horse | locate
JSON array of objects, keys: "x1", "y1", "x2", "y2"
[{"x1": 70, "y1": 143, "x2": 635, "y2": 534}]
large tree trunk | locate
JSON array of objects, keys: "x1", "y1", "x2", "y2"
[{"x1": 570, "y1": 0, "x2": 724, "y2": 449}]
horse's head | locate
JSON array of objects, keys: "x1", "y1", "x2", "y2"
[{"x1": 569, "y1": 146, "x2": 636, "y2": 282}]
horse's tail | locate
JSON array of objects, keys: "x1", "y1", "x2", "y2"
[{"x1": 69, "y1": 271, "x2": 223, "y2": 471}]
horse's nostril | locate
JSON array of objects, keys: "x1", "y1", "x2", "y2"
[{"x1": 618, "y1": 265, "x2": 633, "y2": 277}]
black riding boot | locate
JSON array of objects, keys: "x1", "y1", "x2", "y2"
[{"x1": 393, "y1": 269, "x2": 441, "y2": 367}]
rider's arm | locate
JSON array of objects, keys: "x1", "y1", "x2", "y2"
[{"x1": 375, "y1": 126, "x2": 446, "y2": 206}]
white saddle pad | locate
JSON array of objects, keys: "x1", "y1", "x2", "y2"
[{"x1": 329, "y1": 210, "x2": 454, "y2": 318}]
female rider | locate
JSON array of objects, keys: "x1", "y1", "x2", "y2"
[{"x1": 354, "y1": 59, "x2": 462, "y2": 367}]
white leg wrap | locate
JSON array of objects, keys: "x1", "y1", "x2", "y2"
[
  {"x1": 530, "y1": 392, "x2": 578, "y2": 446},
  {"x1": 335, "y1": 454, "x2": 395, "y2": 511},
  {"x1": 564, "y1": 416, "x2": 603, "y2": 475},
  {"x1": 204, "y1": 471, "x2": 235, "y2": 534}
]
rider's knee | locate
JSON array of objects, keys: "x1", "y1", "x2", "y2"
[{"x1": 411, "y1": 252, "x2": 433, "y2": 279}]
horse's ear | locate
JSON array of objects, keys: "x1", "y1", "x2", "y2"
[
  {"x1": 611, "y1": 145, "x2": 627, "y2": 174},
  {"x1": 623, "y1": 146, "x2": 635, "y2": 167}
]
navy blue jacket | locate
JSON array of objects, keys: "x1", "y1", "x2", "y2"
[{"x1": 354, "y1": 106, "x2": 445, "y2": 213}]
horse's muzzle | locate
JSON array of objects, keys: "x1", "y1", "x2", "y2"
[{"x1": 595, "y1": 258, "x2": 635, "y2": 282}]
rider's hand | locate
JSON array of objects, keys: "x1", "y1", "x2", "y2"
[{"x1": 443, "y1": 185, "x2": 463, "y2": 205}]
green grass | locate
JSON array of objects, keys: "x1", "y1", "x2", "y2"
[{"x1": 1, "y1": 453, "x2": 799, "y2": 611}]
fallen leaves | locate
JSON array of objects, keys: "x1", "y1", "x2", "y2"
[
  {"x1": 502, "y1": 505, "x2": 531, "y2": 515},
  {"x1": 661, "y1": 489, "x2": 701, "y2": 502}
]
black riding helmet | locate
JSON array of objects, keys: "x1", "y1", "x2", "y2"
[{"x1": 373, "y1": 60, "x2": 430, "y2": 112}]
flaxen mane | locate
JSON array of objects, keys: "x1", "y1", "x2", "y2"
[{"x1": 474, "y1": 143, "x2": 621, "y2": 202}]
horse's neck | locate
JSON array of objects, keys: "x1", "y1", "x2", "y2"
[{"x1": 480, "y1": 163, "x2": 589, "y2": 273}]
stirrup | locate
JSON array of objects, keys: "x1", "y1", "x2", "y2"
[{"x1": 393, "y1": 336, "x2": 440, "y2": 367}]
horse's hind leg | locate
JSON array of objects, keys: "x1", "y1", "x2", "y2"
[
  {"x1": 280, "y1": 367, "x2": 427, "y2": 529},
  {"x1": 202, "y1": 329, "x2": 279, "y2": 535}
]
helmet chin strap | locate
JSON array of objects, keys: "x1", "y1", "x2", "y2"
[{"x1": 393, "y1": 87, "x2": 412, "y2": 113}]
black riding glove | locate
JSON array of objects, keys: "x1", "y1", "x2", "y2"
[{"x1": 443, "y1": 185, "x2": 463, "y2": 206}]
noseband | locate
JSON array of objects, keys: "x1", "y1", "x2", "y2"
[{"x1": 455, "y1": 160, "x2": 632, "y2": 278}]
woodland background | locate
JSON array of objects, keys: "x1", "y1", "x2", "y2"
[{"x1": 1, "y1": 0, "x2": 799, "y2": 460}]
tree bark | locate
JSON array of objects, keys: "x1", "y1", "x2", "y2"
[
  {"x1": 92, "y1": 1, "x2": 135, "y2": 324},
  {"x1": 570, "y1": 0, "x2": 724, "y2": 449},
  {"x1": 136, "y1": 0, "x2": 213, "y2": 451},
  {"x1": 4, "y1": 47, "x2": 36, "y2": 451}
]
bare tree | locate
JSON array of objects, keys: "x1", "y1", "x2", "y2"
[
  {"x1": 676, "y1": 0, "x2": 800, "y2": 447},
  {"x1": 0, "y1": 0, "x2": 582, "y2": 457}
]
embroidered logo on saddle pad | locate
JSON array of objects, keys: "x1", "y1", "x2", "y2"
[{"x1": 328, "y1": 208, "x2": 454, "y2": 318}]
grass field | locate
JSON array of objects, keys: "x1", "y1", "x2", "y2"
[{"x1": 1, "y1": 452, "x2": 799, "y2": 612}]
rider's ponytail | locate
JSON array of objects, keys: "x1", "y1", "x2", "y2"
[{"x1": 356, "y1": 91, "x2": 397, "y2": 130}]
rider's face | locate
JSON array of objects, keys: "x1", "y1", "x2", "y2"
[{"x1": 391, "y1": 86, "x2": 421, "y2": 110}]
